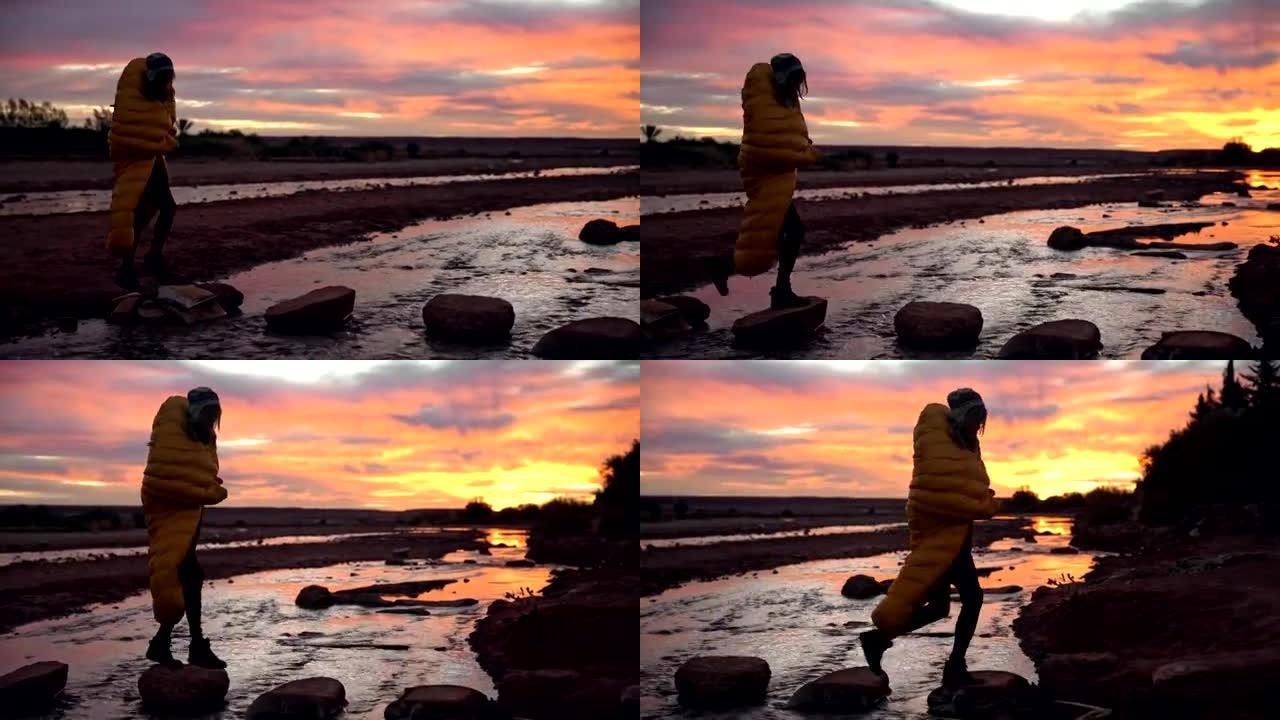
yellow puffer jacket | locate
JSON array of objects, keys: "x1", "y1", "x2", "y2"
[
  {"x1": 734, "y1": 62, "x2": 821, "y2": 276},
  {"x1": 141, "y1": 396, "x2": 226, "y2": 624},
  {"x1": 106, "y1": 57, "x2": 178, "y2": 257},
  {"x1": 870, "y1": 403, "x2": 999, "y2": 636}
]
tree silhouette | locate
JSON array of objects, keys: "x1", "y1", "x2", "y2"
[
  {"x1": 596, "y1": 439, "x2": 638, "y2": 538},
  {"x1": 177, "y1": 118, "x2": 194, "y2": 136},
  {"x1": 1, "y1": 98, "x2": 69, "y2": 129},
  {"x1": 642, "y1": 124, "x2": 663, "y2": 143}
]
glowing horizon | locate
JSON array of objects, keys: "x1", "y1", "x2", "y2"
[
  {"x1": 0, "y1": 360, "x2": 639, "y2": 510},
  {"x1": 640, "y1": 0, "x2": 1278, "y2": 150},
  {"x1": 641, "y1": 360, "x2": 1236, "y2": 499},
  {"x1": 0, "y1": 0, "x2": 639, "y2": 137}
]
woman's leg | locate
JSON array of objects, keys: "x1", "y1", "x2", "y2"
[
  {"x1": 772, "y1": 203, "x2": 805, "y2": 303},
  {"x1": 180, "y1": 544, "x2": 227, "y2": 668},
  {"x1": 945, "y1": 535, "x2": 983, "y2": 684},
  {"x1": 861, "y1": 576, "x2": 950, "y2": 673},
  {"x1": 143, "y1": 163, "x2": 175, "y2": 276}
]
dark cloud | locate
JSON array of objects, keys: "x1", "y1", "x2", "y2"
[
  {"x1": 643, "y1": 419, "x2": 804, "y2": 456},
  {"x1": 393, "y1": 405, "x2": 515, "y2": 434},
  {"x1": 1148, "y1": 40, "x2": 1279, "y2": 72}
]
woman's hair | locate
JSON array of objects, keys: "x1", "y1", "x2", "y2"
[
  {"x1": 142, "y1": 70, "x2": 175, "y2": 103},
  {"x1": 770, "y1": 53, "x2": 807, "y2": 108},
  {"x1": 185, "y1": 387, "x2": 221, "y2": 445}
]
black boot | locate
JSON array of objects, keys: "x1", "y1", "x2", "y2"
[
  {"x1": 188, "y1": 636, "x2": 227, "y2": 670},
  {"x1": 769, "y1": 285, "x2": 807, "y2": 310},
  {"x1": 703, "y1": 255, "x2": 732, "y2": 296},
  {"x1": 115, "y1": 262, "x2": 139, "y2": 290},
  {"x1": 942, "y1": 657, "x2": 972, "y2": 688},
  {"x1": 142, "y1": 252, "x2": 166, "y2": 280},
  {"x1": 146, "y1": 634, "x2": 182, "y2": 669},
  {"x1": 860, "y1": 629, "x2": 893, "y2": 676}
]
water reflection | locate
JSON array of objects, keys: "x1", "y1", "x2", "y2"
[
  {"x1": 640, "y1": 516, "x2": 1099, "y2": 718},
  {"x1": 644, "y1": 523, "x2": 907, "y2": 549}
]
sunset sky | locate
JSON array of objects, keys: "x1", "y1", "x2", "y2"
[
  {"x1": 642, "y1": 360, "x2": 1237, "y2": 499},
  {"x1": 641, "y1": 0, "x2": 1278, "y2": 149},
  {"x1": 0, "y1": 0, "x2": 639, "y2": 136},
  {"x1": 0, "y1": 360, "x2": 639, "y2": 509}
]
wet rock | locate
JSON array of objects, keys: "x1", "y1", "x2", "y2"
[
  {"x1": 1132, "y1": 250, "x2": 1188, "y2": 259},
  {"x1": 504, "y1": 559, "x2": 535, "y2": 568},
  {"x1": 0, "y1": 660, "x2": 68, "y2": 711},
  {"x1": 1229, "y1": 244, "x2": 1280, "y2": 351},
  {"x1": 675, "y1": 656, "x2": 770, "y2": 710},
  {"x1": 878, "y1": 578, "x2": 895, "y2": 593},
  {"x1": 1236, "y1": 186, "x2": 1251, "y2": 198},
  {"x1": 108, "y1": 294, "x2": 142, "y2": 324},
  {"x1": 1140, "y1": 331, "x2": 1254, "y2": 359},
  {"x1": 1268, "y1": 203, "x2": 1280, "y2": 211},
  {"x1": 786, "y1": 667, "x2": 890, "y2": 712},
  {"x1": 422, "y1": 294, "x2": 515, "y2": 343},
  {"x1": 986, "y1": 585, "x2": 1023, "y2": 594},
  {"x1": 656, "y1": 295, "x2": 711, "y2": 325},
  {"x1": 840, "y1": 574, "x2": 884, "y2": 599},
  {"x1": 1152, "y1": 647, "x2": 1280, "y2": 702},
  {"x1": 732, "y1": 296, "x2": 827, "y2": 348},
  {"x1": 137, "y1": 299, "x2": 174, "y2": 323},
  {"x1": 1145, "y1": 189, "x2": 1165, "y2": 201},
  {"x1": 1050, "y1": 546, "x2": 1080, "y2": 555},
  {"x1": 295, "y1": 584, "x2": 335, "y2": 609},
  {"x1": 1047, "y1": 226, "x2": 1087, "y2": 250},
  {"x1": 264, "y1": 286, "x2": 355, "y2": 334},
  {"x1": 926, "y1": 671, "x2": 1047, "y2": 718},
  {"x1": 246, "y1": 677, "x2": 346, "y2": 719},
  {"x1": 997, "y1": 319, "x2": 1102, "y2": 359},
  {"x1": 619, "y1": 224, "x2": 640, "y2": 242},
  {"x1": 894, "y1": 301, "x2": 982, "y2": 350},
  {"x1": 386, "y1": 547, "x2": 410, "y2": 565},
  {"x1": 641, "y1": 299, "x2": 692, "y2": 339},
  {"x1": 196, "y1": 282, "x2": 244, "y2": 313},
  {"x1": 578, "y1": 218, "x2": 627, "y2": 245},
  {"x1": 498, "y1": 668, "x2": 631, "y2": 720},
  {"x1": 1038, "y1": 652, "x2": 1121, "y2": 701},
  {"x1": 531, "y1": 317, "x2": 642, "y2": 359},
  {"x1": 384, "y1": 685, "x2": 498, "y2": 720},
  {"x1": 1138, "y1": 199, "x2": 1163, "y2": 208},
  {"x1": 137, "y1": 664, "x2": 230, "y2": 713}
]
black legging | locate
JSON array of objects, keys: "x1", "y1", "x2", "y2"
[
  {"x1": 775, "y1": 202, "x2": 805, "y2": 292},
  {"x1": 903, "y1": 530, "x2": 982, "y2": 664},
  {"x1": 177, "y1": 541, "x2": 205, "y2": 639},
  {"x1": 127, "y1": 160, "x2": 176, "y2": 266}
]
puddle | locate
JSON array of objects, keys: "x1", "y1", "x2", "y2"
[
  {"x1": 642, "y1": 172, "x2": 1147, "y2": 215},
  {"x1": 640, "y1": 516, "x2": 1099, "y2": 718},
  {"x1": 0, "y1": 198, "x2": 638, "y2": 359},
  {"x1": 0, "y1": 533, "x2": 550, "y2": 719},
  {"x1": 0, "y1": 165, "x2": 638, "y2": 217},
  {"x1": 648, "y1": 170, "x2": 1279, "y2": 359},
  {"x1": 644, "y1": 523, "x2": 907, "y2": 549}
]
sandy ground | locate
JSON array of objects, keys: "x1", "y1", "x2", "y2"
[
  {"x1": 640, "y1": 171, "x2": 1237, "y2": 298},
  {"x1": 0, "y1": 529, "x2": 485, "y2": 633},
  {"x1": 640, "y1": 517, "x2": 1028, "y2": 596},
  {"x1": 1014, "y1": 532, "x2": 1280, "y2": 716},
  {"x1": 0, "y1": 171, "x2": 637, "y2": 337}
]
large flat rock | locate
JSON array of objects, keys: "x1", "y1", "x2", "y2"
[
  {"x1": 531, "y1": 317, "x2": 642, "y2": 359},
  {"x1": 264, "y1": 286, "x2": 355, "y2": 334},
  {"x1": 675, "y1": 655, "x2": 771, "y2": 710},
  {"x1": 926, "y1": 671, "x2": 1047, "y2": 719},
  {"x1": 422, "y1": 293, "x2": 514, "y2": 343},
  {"x1": 1140, "y1": 331, "x2": 1254, "y2": 359},
  {"x1": 246, "y1": 677, "x2": 346, "y2": 719},
  {"x1": 137, "y1": 664, "x2": 229, "y2": 714},
  {"x1": 997, "y1": 319, "x2": 1102, "y2": 359},
  {"x1": 786, "y1": 667, "x2": 890, "y2": 712},
  {"x1": 732, "y1": 297, "x2": 827, "y2": 348},
  {"x1": 894, "y1": 301, "x2": 982, "y2": 350},
  {"x1": 384, "y1": 685, "x2": 496, "y2": 720},
  {"x1": 0, "y1": 660, "x2": 68, "y2": 711}
]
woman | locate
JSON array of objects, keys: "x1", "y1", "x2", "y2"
[
  {"x1": 707, "y1": 53, "x2": 821, "y2": 309},
  {"x1": 141, "y1": 387, "x2": 228, "y2": 669},
  {"x1": 860, "y1": 388, "x2": 999, "y2": 686},
  {"x1": 107, "y1": 52, "x2": 179, "y2": 289}
]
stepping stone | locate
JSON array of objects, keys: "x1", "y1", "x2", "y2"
[
  {"x1": 422, "y1": 294, "x2": 515, "y2": 343},
  {"x1": 246, "y1": 677, "x2": 347, "y2": 719},
  {"x1": 787, "y1": 667, "x2": 890, "y2": 712},
  {"x1": 656, "y1": 294, "x2": 711, "y2": 325},
  {"x1": 579, "y1": 218, "x2": 626, "y2": 245},
  {"x1": 384, "y1": 685, "x2": 496, "y2": 720},
  {"x1": 997, "y1": 319, "x2": 1102, "y2": 359},
  {"x1": 926, "y1": 671, "x2": 1046, "y2": 718},
  {"x1": 641, "y1": 299, "x2": 692, "y2": 338},
  {"x1": 108, "y1": 294, "x2": 142, "y2": 324},
  {"x1": 531, "y1": 317, "x2": 642, "y2": 359},
  {"x1": 732, "y1": 297, "x2": 827, "y2": 348},
  {"x1": 1132, "y1": 250, "x2": 1187, "y2": 259},
  {"x1": 137, "y1": 664, "x2": 229, "y2": 714},
  {"x1": 894, "y1": 301, "x2": 982, "y2": 350},
  {"x1": 264, "y1": 286, "x2": 355, "y2": 334},
  {"x1": 197, "y1": 282, "x2": 245, "y2": 313},
  {"x1": 0, "y1": 660, "x2": 68, "y2": 711},
  {"x1": 675, "y1": 655, "x2": 770, "y2": 710},
  {"x1": 619, "y1": 224, "x2": 640, "y2": 242},
  {"x1": 1047, "y1": 226, "x2": 1087, "y2": 250},
  {"x1": 1140, "y1": 331, "x2": 1253, "y2": 359},
  {"x1": 841, "y1": 574, "x2": 884, "y2": 599}
]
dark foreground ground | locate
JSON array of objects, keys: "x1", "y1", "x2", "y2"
[
  {"x1": 640, "y1": 170, "x2": 1238, "y2": 297},
  {"x1": 0, "y1": 170, "x2": 636, "y2": 337},
  {"x1": 1015, "y1": 529, "x2": 1280, "y2": 718}
]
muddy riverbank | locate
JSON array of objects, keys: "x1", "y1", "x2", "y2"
[
  {"x1": 0, "y1": 529, "x2": 485, "y2": 633},
  {"x1": 1014, "y1": 532, "x2": 1280, "y2": 718},
  {"x1": 0, "y1": 170, "x2": 636, "y2": 338},
  {"x1": 640, "y1": 517, "x2": 1029, "y2": 596},
  {"x1": 640, "y1": 171, "x2": 1238, "y2": 298}
]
